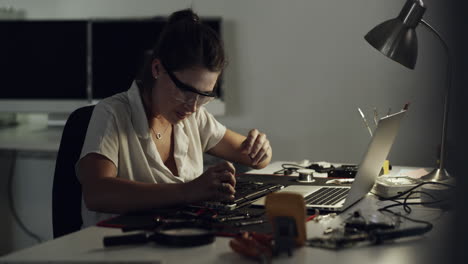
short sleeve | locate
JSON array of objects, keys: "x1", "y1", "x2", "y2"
[
  {"x1": 196, "y1": 107, "x2": 226, "y2": 152},
  {"x1": 78, "y1": 103, "x2": 119, "y2": 168}
]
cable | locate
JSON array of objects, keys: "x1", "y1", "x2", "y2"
[
  {"x1": 372, "y1": 181, "x2": 454, "y2": 201},
  {"x1": 373, "y1": 181, "x2": 454, "y2": 214},
  {"x1": 273, "y1": 163, "x2": 309, "y2": 175},
  {"x1": 387, "y1": 198, "x2": 411, "y2": 213},
  {"x1": 402, "y1": 191, "x2": 437, "y2": 212},
  {"x1": 374, "y1": 208, "x2": 433, "y2": 244},
  {"x1": 378, "y1": 207, "x2": 433, "y2": 231},
  {"x1": 376, "y1": 202, "x2": 434, "y2": 243},
  {"x1": 386, "y1": 191, "x2": 437, "y2": 214},
  {"x1": 378, "y1": 201, "x2": 443, "y2": 212},
  {"x1": 374, "y1": 186, "x2": 445, "y2": 241},
  {"x1": 281, "y1": 163, "x2": 309, "y2": 169},
  {"x1": 7, "y1": 150, "x2": 42, "y2": 243},
  {"x1": 376, "y1": 187, "x2": 441, "y2": 235},
  {"x1": 379, "y1": 188, "x2": 442, "y2": 213},
  {"x1": 309, "y1": 182, "x2": 443, "y2": 249}
]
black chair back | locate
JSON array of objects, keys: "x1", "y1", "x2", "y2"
[{"x1": 52, "y1": 105, "x2": 95, "y2": 238}]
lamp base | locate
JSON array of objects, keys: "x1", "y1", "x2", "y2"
[{"x1": 420, "y1": 168, "x2": 451, "y2": 182}]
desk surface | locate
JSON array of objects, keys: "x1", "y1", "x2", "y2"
[
  {"x1": 0, "y1": 162, "x2": 452, "y2": 264},
  {"x1": 0, "y1": 123, "x2": 62, "y2": 152},
  {"x1": 0, "y1": 197, "x2": 451, "y2": 264}
]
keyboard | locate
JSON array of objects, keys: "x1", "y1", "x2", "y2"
[
  {"x1": 202, "y1": 181, "x2": 284, "y2": 210},
  {"x1": 305, "y1": 187, "x2": 349, "y2": 206},
  {"x1": 233, "y1": 181, "x2": 284, "y2": 206}
]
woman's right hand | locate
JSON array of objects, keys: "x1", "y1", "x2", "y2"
[{"x1": 188, "y1": 161, "x2": 237, "y2": 202}]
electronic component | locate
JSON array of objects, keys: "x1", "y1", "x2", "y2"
[
  {"x1": 307, "y1": 163, "x2": 358, "y2": 178},
  {"x1": 200, "y1": 181, "x2": 284, "y2": 211},
  {"x1": 307, "y1": 226, "x2": 432, "y2": 249},
  {"x1": 274, "y1": 162, "x2": 358, "y2": 178},
  {"x1": 307, "y1": 210, "x2": 431, "y2": 249},
  {"x1": 327, "y1": 164, "x2": 358, "y2": 178},
  {"x1": 308, "y1": 163, "x2": 358, "y2": 178},
  {"x1": 344, "y1": 211, "x2": 396, "y2": 233}
]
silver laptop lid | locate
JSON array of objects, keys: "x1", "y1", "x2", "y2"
[{"x1": 342, "y1": 110, "x2": 406, "y2": 208}]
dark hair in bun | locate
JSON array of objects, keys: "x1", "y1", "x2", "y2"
[
  {"x1": 167, "y1": 8, "x2": 201, "y2": 25},
  {"x1": 139, "y1": 8, "x2": 225, "y2": 90}
]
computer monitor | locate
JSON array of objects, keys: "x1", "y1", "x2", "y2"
[
  {"x1": 91, "y1": 18, "x2": 223, "y2": 100},
  {"x1": 91, "y1": 19, "x2": 163, "y2": 99},
  {"x1": 0, "y1": 18, "x2": 225, "y2": 117},
  {"x1": 0, "y1": 20, "x2": 90, "y2": 113}
]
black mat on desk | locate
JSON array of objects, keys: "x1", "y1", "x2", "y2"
[
  {"x1": 97, "y1": 173, "x2": 350, "y2": 235},
  {"x1": 98, "y1": 207, "x2": 272, "y2": 235}
]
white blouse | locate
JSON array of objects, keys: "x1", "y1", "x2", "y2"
[{"x1": 77, "y1": 81, "x2": 226, "y2": 227}]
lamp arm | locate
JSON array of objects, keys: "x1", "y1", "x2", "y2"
[{"x1": 419, "y1": 19, "x2": 452, "y2": 172}]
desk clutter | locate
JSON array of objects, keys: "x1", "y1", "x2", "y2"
[
  {"x1": 97, "y1": 170, "x2": 454, "y2": 263},
  {"x1": 99, "y1": 201, "x2": 272, "y2": 248},
  {"x1": 273, "y1": 162, "x2": 359, "y2": 178}
]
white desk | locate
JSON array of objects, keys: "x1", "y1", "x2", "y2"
[
  {"x1": 0, "y1": 123, "x2": 63, "y2": 255},
  {"x1": 0, "y1": 162, "x2": 453, "y2": 264},
  {"x1": 0, "y1": 123, "x2": 62, "y2": 152}
]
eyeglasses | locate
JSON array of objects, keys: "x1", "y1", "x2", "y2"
[{"x1": 162, "y1": 63, "x2": 217, "y2": 107}]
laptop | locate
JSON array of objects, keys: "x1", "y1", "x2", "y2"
[
  {"x1": 252, "y1": 110, "x2": 406, "y2": 212},
  {"x1": 199, "y1": 181, "x2": 284, "y2": 211}
]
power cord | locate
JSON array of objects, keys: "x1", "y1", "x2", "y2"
[
  {"x1": 382, "y1": 191, "x2": 440, "y2": 214},
  {"x1": 308, "y1": 183, "x2": 446, "y2": 249},
  {"x1": 273, "y1": 163, "x2": 309, "y2": 175},
  {"x1": 7, "y1": 150, "x2": 42, "y2": 243},
  {"x1": 377, "y1": 197, "x2": 434, "y2": 243},
  {"x1": 375, "y1": 184, "x2": 449, "y2": 239},
  {"x1": 372, "y1": 181, "x2": 454, "y2": 201}
]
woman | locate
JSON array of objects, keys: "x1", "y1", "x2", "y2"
[{"x1": 77, "y1": 9, "x2": 272, "y2": 227}]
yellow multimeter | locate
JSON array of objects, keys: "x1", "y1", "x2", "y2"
[{"x1": 265, "y1": 192, "x2": 307, "y2": 247}]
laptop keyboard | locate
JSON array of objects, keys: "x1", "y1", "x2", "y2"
[
  {"x1": 233, "y1": 181, "x2": 284, "y2": 205},
  {"x1": 305, "y1": 187, "x2": 349, "y2": 206},
  {"x1": 201, "y1": 181, "x2": 284, "y2": 210}
]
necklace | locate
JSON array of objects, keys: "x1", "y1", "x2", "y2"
[{"x1": 151, "y1": 121, "x2": 171, "y2": 140}]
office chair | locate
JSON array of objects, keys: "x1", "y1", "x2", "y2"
[{"x1": 52, "y1": 105, "x2": 95, "y2": 238}]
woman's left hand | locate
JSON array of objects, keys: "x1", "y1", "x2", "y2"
[{"x1": 240, "y1": 129, "x2": 271, "y2": 167}]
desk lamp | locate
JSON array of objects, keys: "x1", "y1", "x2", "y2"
[{"x1": 364, "y1": 0, "x2": 452, "y2": 182}]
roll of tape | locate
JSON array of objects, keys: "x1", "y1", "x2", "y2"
[{"x1": 296, "y1": 169, "x2": 315, "y2": 183}]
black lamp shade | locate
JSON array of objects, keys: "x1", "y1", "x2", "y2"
[
  {"x1": 364, "y1": 0, "x2": 426, "y2": 69},
  {"x1": 365, "y1": 19, "x2": 418, "y2": 69}
]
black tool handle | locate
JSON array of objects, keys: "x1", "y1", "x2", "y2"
[
  {"x1": 372, "y1": 226, "x2": 432, "y2": 243},
  {"x1": 103, "y1": 233, "x2": 149, "y2": 247}
]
